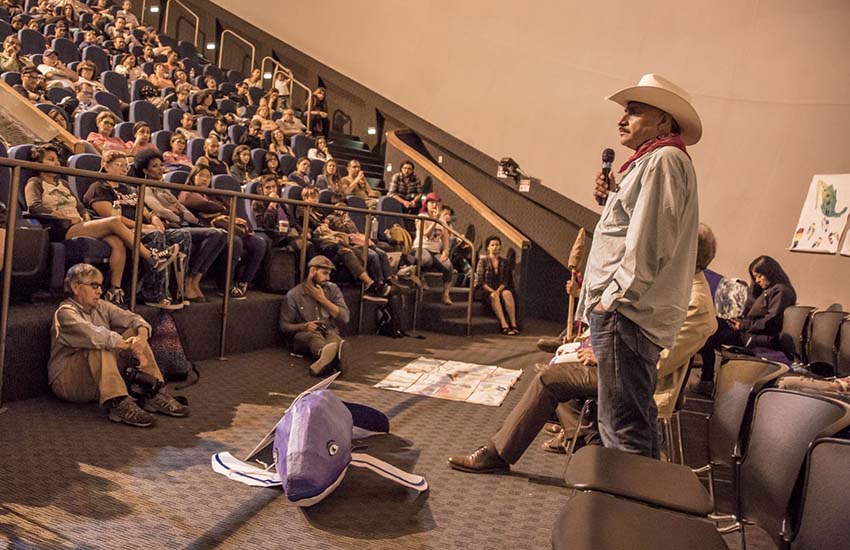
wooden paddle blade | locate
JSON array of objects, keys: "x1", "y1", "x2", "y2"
[{"x1": 568, "y1": 228, "x2": 587, "y2": 271}]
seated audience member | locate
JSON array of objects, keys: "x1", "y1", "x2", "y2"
[
  {"x1": 230, "y1": 144, "x2": 257, "y2": 185},
  {"x1": 208, "y1": 117, "x2": 230, "y2": 144},
  {"x1": 50, "y1": 263, "x2": 189, "y2": 427},
  {"x1": 71, "y1": 81, "x2": 101, "y2": 117},
  {"x1": 140, "y1": 43, "x2": 156, "y2": 64},
  {"x1": 304, "y1": 86, "x2": 329, "y2": 137},
  {"x1": 198, "y1": 137, "x2": 230, "y2": 176},
  {"x1": 171, "y1": 86, "x2": 193, "y2": 113},
  {"x1": 38, "y1": 48, "x2": 78, "y2": 88},
  {"x1": 83, "y1": 11, "x2": 107, "y2": 34},
  {"x1": 47, "y1": 20, "x2": 69, "y2": 41},
  {"x1": 414, "y1": 193, "x2": 454, "y2": 305},
  {"x1": 148, "y1": 62, "x2": 175, "y2": 90},
  {"x1": 79, "y1": 29, "x2": 101, "y2": 50},
  {"x1": 316, "y1": 159, "x2": 341, "y2": 193},
  {"x1": 86, "y1": 111, "x2": 133, "y2": 154},
  {"x1": 171, "y1": 69, "x2": 198, "y2": 93},
  {"x1": 276, "y1": 108, "x2": 306, "y2": 138},
  {"x1": 387, "y1": 160, "x2": 423, "y2": 214},
  {"x1": 106, "y1": 35, "x2": 129, "y2": 57},
  {"x1": 9, "y1": 14, "x2": 24, "y2": 33},
  {"x1": 108, "y1": 16, "x2": 131, "y2": 42},
  {"x1": 84, "y1": 151, "x2": 188, "y2": 309},
  {"x1": 174, "y1": 111, "x2": 200, "y2": 140},
  {"x1": 252, "y1": 105, "x2": 278, "y2": 133},
  {"x1": 201, "y1": 75, "x2": 222, "y2": 100},
  {"x1": 288, "y1": 157, "x2": 314, "y2": 187},
  {"x1": 130, "y1": 121, "x2": 159, "y2": 155},
  {"x1": 14, "y1": 67, "x2": 49, "y2": 104},
  {"x1": 265, "y1": 89, "x2": 283, "y2": 113},
  {"x1": 448, "y1": 223, "x2": 719, "y2": 472},
  {"x1": 268, "y1": 128, "x2": 295, "y2": 157},
  {"x1": 194, "y1": 90, "x2": 220, "y2": 118},
  {"x1": 279, "y1": 255, "x2": 349, "y2": 376},
  {"x1": 75, "y1": 61, "x2": 106, "y2": 93},
  {"x1": 0, "y1": 35, "x2": 32, "y2": 73},
  {"x1": 47, "y1": 107, "x2": 70, "y2": 130},
  {"x1": 179, "y1": 164, "x2": 268, "y2": 299},
  {"x1": 115, "y1": 53, "x2": 146, "y2": 82},
  {"x1": 294, "y1": 187, "x2": 385, "y2": 296},
  {"x1": 239, "y1": 119, "x2": 266, "y2": 150},
  {"x1": 162, "y1": 133, "x2": 193, "y2": 170},
  {"x1": 325, "y1": 197, "x2": 394, "y2": 294},
  {"x1": 307, "y1": 136, "x2": 333, "y2": 162},
  {"x1": 231, "y1": 81, "x2": 253, "y2": 112},
  {"x1": 476, "y1": 236, "x2": 518, "y2": 335},
  {"x1": 135, "y1": 150, "x2": 227, "y2": 303},
  {"x1": 260, "y1": 152, "x2": 287, "y2": 185},
  {"x1": 243, "y1": 68, "x2": 262, "y2": 89},
  {"x1": 24, "y1": 144, "x2": 176, "y2": 305},
  {"x1": 339, "y1": 159, "x2": 380, "y2": 208},
  {"x1": 164, "y1": 50, "x2": 184, "y2": 74},
  {"x1": 251, "y1": 174, "x2": 305, "y2": 252},
  {"x1": 697, "y1": 255, "x2": 797, "y2": 393}
]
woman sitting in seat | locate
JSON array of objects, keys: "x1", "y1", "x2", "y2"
[
  {"x1": 260, "y1": 152, "x2": 289, "y2": 187},
  {"x1": 252, "y1": 105, "x2": 278, "y2": 133},
  {"x1": 307, "y1": 136, "x2": 333, "y2": 163},
  {"x1": 475, "y1": 235, "x2": 518, "y2": 335},
  {"x1": 267, "y1": 128, "x2": 295, "y2": 157},
  {"x1": 179, "y1": 164, "x2": 268, "y2": 299},
  {"x1": 130, "y1": 122, "x2": 158, "y2": 155},
  {"x1": 86, "y1": 111, "x2": 132, "y2": 154},
  {"x1": 230, "y1": 145, "x2": 257, "y2": 185},
  {"x1": 316, "y1": 159, "x2": 341, "y2": 194},
  {"x1": 414, "y1": 192, "x2": 454, "y2": 305},
  {"x1": 288, "y1": 157, "x2": 314, "y2": 187},
  {"x1": 174, "y1": 111, "x2": 200, "y2": 140},
  {"x1": 114, "y1": 53, "x2": 145, "y2": 82},
  {"x1": 148, "y1": 62, "x2": 175, "y2": 90},
  {"x1": 24, "y1": 145, "x2": 177, "y2": 305},
  {"x1": 701, "y1": 255, "x2": 797, "y2": 367},
  {"x1": 162, "y1": 133, "x2": 193, "y2": 170},
  {"x1": 193, "y1": 90, "x2": 220, "y2": 118}
]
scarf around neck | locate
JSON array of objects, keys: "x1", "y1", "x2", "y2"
[{"x1": 618, "y1": 133, "x2": 690, "y2": 174}]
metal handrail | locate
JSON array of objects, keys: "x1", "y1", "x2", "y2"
[
  {"x1": 259, "y1": 56, "x2": 312, "y2": 132},
  {"x1": 0, "y1": 156, "x2": 476, "y2": 406},
  {"x1": 218, "y1": 29, "x2": 255, "y2": 72},
  {"x1": 163, "y1": 0, "x2": 199, "y2": 47}
]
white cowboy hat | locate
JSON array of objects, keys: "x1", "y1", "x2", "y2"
[{"x1": 606, "y1": 73, "x2": 702, "y2": 146}]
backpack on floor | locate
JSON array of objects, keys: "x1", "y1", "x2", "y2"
[
  {"x1": 376, "y1": 295, "x2": 403, "y2": 338},
  {"x1": 386, "y1": 224, "x2": 413, "y2": 255},
  {"x1": 149, "y1": 310, "x2": 196, "y2": 383},
  {"x1": 264, "y1": 245, "x2": 298, "y2": 293}
]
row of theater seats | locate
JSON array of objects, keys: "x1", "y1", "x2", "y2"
[
  {"x1": 778, "y1": 305, "x2": 850, "y2": 377},
  {"x1": 0, "y1": 140, "x2": 407, "y2": 295},
  {"x1": 553, "y1": 370, "x2": 850, "y2": 549}
]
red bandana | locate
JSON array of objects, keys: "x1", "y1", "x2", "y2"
[{"x1": 618, "y1": 133, "x2": 690, "y2": 174}]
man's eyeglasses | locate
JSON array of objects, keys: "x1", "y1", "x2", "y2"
[{"x1": 80, "y1": 281, "x2": 103, "y2": 290}]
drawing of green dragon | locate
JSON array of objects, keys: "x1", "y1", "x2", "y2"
[{"x1": 816, "y1": 180, "x2": 848, "y2": 218}]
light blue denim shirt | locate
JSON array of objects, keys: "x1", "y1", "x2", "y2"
[{"x1": 578, "y1": 146, "x2": 699, "y2": 348}]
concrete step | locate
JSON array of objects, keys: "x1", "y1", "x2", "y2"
[{"x1": 419, "y1": 313, "x2": 501, "y2": 336}]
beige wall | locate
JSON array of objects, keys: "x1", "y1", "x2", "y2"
[{"x1": 212, "y1": 0, "x2": 850, "y2": 308}]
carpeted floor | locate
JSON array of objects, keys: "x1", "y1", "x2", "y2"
[{"x1": 0, "y1": 320, "x2": 775, "y2": 549}]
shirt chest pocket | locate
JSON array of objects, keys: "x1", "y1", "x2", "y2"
[{"x1": 601, "y1": 197, "x2": 631, "y2": 230}]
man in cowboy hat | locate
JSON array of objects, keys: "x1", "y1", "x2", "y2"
[{"x1": 575, "y1": 73, "x2": 702, "y2": 458}]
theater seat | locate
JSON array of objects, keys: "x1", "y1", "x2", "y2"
[{"x1": 129, "y1": 100, "x2": 162, "y2": 132}]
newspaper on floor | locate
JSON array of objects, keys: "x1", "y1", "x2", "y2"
[{"x1": 375, "y1": 357, "x2": 522, "y2": 406}]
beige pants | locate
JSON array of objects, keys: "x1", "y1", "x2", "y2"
[{"x1": 51, "y1": 329, "x2": 164, "y2": 406}]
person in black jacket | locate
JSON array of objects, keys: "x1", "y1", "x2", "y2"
[{"x1": 696, "y1": 255, "x2": 797, "y2": 393}]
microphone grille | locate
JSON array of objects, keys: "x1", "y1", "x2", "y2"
[{"x1": 602, "y1": 148, "x2": 616, "y2": 162}]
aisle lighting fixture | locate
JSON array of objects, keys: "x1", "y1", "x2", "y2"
[
  {"x1": 264, "y1": 72, "x2": 273, "y2": 80},
  {"x1": 150, "y1": 6, "x2": 160, "y2": 13},
  {"x1": 206, "y1": 43, "x2": 216, "y2": 50},
  {"x1": 386, "y1": 163, "x2": 392, "y2": 172},
  {"x1": 367, "y1": 127, "x2": 377, "y2": 135}
]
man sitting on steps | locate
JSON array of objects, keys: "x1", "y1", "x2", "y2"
[{"x1": 279, "y1": 256, "x2": 350, "y2": 376}]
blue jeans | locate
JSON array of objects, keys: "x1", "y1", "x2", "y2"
[{"x1": 590, "y1": 309, "x2": 662, "y2": 458}]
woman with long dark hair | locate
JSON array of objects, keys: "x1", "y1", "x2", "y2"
[{"x1": 696, "y1": 255, "x2": 797, "y2": 393}]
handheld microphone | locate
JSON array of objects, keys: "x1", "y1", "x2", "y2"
[{"x1": 597, "y1": 148, "x2": 616, "y2": 206}]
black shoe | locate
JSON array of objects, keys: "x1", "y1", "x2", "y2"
[
  {"x1": 108, "y1": 396, "x2": 155, "y2": 427},
  {"x1": 448, "y1": 445, "x2": 510, "y2": 474}
]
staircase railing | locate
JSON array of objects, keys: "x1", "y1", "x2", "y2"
[
  {"x1": 163, "y1": 0, "x2": 200, "y2": 47},
  {"x1": 218, "y1": 29, "x2": 256, "y2": 72},
  {"x1": 0, "y1": 156, "x2": 476, "y2": 407},
  {"x1": 259, "y1": 56, "x2": 313, "y2": 132}
]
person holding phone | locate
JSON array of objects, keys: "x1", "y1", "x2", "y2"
[{"x1": 279, "y1": 256, "x2": 350, "y2": 376}]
